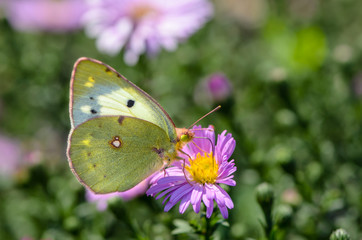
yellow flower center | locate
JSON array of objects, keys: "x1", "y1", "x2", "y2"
[
  {"x1": 130, "y1": 5, "x2": 158, "y2": 21},
  {"x1": 186, "y1": 153, "x2": 219, "y2": 184}
]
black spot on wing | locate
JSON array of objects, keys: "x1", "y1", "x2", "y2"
[
  {"x1": 91, "y1": 109, "x2": 97, "y2": 114},
  {"x1": 127, "y1": 100, "x2": 135, "y2": 108},
  {"x1": 90, "y1": 96, "x2": 94, "y2": 100}
]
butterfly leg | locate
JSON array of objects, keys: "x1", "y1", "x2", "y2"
[
  {"x1": 177, "y1": 150, "x2": 192, "y2": 185},
  {"x1": 160, "y1": 158, "x2": 172, "y2": 177}
]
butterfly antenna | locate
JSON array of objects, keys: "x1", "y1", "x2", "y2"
[
  {"x1": 188, "y1": 105, "x2": 221, "y2": 129},
  {"x1": 191, "y1": 127, "x2": 214, "y2": 132}
]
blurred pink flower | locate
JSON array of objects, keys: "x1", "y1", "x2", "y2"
[
  {"x1": 5, "y1": 0, "x2": 87, "y2": 32},
  {"x1": 0, "y1": 133, "x2": 43, "y2": 179},
  {"x1": 83, "y1": 0, "x2": 213, "y2": 65},
  {"x1": 86, "y1": 176, "x2": 152, "y2": 211},
  {"x1": 194, "y1": 73, "x2": 232, "y2": 107},
  {"x1": 0, "y1": 135, "x2": 21, "y2": 176}
]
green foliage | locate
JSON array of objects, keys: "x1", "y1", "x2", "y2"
[{"x1": 0, "y1": 0, "x2": 361, "y2": 239}]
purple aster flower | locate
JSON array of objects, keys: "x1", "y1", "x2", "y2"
[
  {"x1": 5, "y1": 0, "x2": 87, "y2": 32},
  {"x1": 86, "y1": 176, "x2": 152, "y2": 211},
  {"x1": 194, "y1": 73, "x2": 232, "y2": 107},
  {"x1": 83, "y1": 0, "x2": 213, "y2": 65},
  {"x1": 147, "y1": 125, "x2": 236, "y2": 219}
]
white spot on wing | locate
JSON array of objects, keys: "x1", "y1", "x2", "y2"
[
  {"x1": 111, "y1": 136, "x2": 122, "y2": 148},
  {"x1": 112, "y1": 140, "x2": 121, "y2": 148}
]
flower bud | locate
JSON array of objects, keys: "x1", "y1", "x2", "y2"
[
  {"x1": 329, "y1": 228, "x2": 351, "y2": 240},
  {"x1": 256, "y1": 182, "x2": 274, "y2": 211},
  {"x1": 273, "y1": 204, "x2": 293, "y2": 228}
]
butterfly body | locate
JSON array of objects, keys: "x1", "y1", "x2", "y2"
[{"x1": 67, "y1": 58, "x2": 190, "y2": 194}]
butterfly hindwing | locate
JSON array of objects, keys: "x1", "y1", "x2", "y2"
[
  {"x1": 70, "y1": 58, "x2": 177, "y2": 141},
  {"x1": 68, "y1": 116, "x2": 176, "y2": 193}
]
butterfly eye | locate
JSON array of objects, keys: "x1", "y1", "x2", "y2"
[{"x1": 180, "y1": 134, "x2": 191, "y2": 142}]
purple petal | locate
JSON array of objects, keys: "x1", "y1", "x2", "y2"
[
  {"x1": 179, "y1": 192, "x2": 192, "y2": 214},
  {"x1": 218, "y1": 161, "x2": 236, "y2": 179},
  {"x1": 216, "y1": 185, "x2": 234, "y2": 209},
  {"x1": 202, "y1": 193, "x2": 211, "y2": 208},
  {"x1": 202, "y1": 193, "x2": 215, "y2": 218},
  {"x1": 190, "y1": 184, "x2": 203, "y2": 213},
  {"x1": 155, "y1": 187, "x2": 176, "y2": 200},
  {"x1": 190, "y1": 183, "x2": 203, "y2": 205},
  {"x1": 222, "y1": 136, "x2": 236, "y2": 160},
  {"x1": 164, "y1": 167, "x2": 185, "y2": 175},
  {"x1": 157, "y1": 176, "x2": 186, "y2": 184},
  {"x1": 169, "y1": 183, "x2": 193, "y2": 203},
  {"x1": 206, "y1": 204, "x2": 214, "y2": 218},
  {"x1": 146, "y1": 183, "x2": 173, "y2": 196},
  {"x1": 225, "y1": 197, "x2": 234, "y2": 209},
  {"x1": 6, "y1": 0, "x2": 87, "y2": 33},
  {"x1": 164, "y1": 199, "x2": 178, "y2": 212},
  {"x1": 162, "y1": 191, "x2": 173, "y2": 204},
  {"x1": 205, "y1": 183, "x2": 215, "y2": 201},
  {"x1": 215, "y1": 131, "x2": 235, "y2": 164},
  {"x1": 96, "y1": 18, "x2": 132, "y2": 56},
  {"x1": 213, "y1": 186, "x2": 226, "y2": 207},
  {"x1": 216, "y1": 178, "x2": 236, "y2": 186},
  {"x1": 218, "y1": 204, "x2": 229, "y2": 219}
]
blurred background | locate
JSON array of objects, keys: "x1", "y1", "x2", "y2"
[{"x1": 0, "y1": 0, "x2": 361, "y2": 239}]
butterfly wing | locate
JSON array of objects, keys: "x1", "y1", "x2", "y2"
[
  {"x1": 67, "y1": 115, "x2": 176, "y2": 194},
  {"x1": 70, "y1": 57, "x2": 177, "y2": 142}
]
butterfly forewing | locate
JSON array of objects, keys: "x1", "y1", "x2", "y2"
[
  {"x1": 68, "y1": 116, "x2": 175, "y2": 193},
  {"x1": 70, "y1": 58, "x2": 177, "y2": 141}
]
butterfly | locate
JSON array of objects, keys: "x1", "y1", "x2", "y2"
[{"x1": 67, "y1": 57, "x2": 195, "y2": 194}]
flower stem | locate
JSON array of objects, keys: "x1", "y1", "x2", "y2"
[
  {"x1": 256, "y1": 183, "x2": 275, "y2": 240},
  {"x1": 204, "y1": 214, "x2": 212, "y2": 240},
  {"x1": 265, "y1": 208, "x2": 274, "y2": 240}
]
